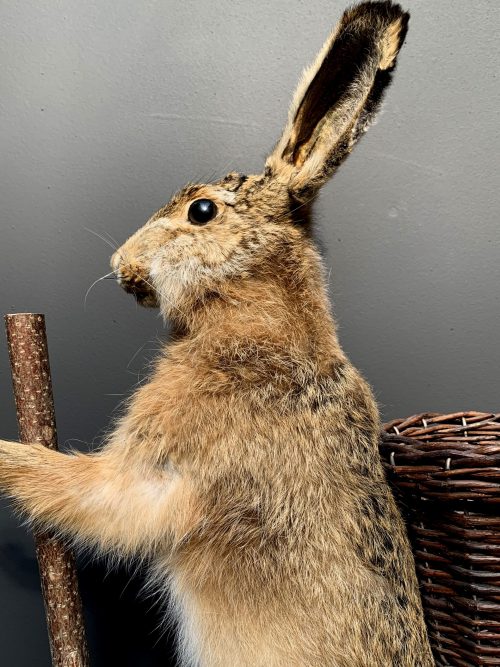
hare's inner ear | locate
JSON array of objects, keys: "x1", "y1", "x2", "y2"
[{"x1": 266, "y1": 1, "x2": 409, "y2": 201}]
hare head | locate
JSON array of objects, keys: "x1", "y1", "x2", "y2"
[{"x1": 111, "y1": 1, "x2": 408, "y2": 326}]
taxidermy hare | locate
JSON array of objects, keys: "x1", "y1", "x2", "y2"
[{"x1": 1, "y1": 2, "x2": 433, "y2": 665}]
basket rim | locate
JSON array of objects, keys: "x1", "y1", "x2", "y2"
[
  {"x1": 384, "y1": 411, "x2": 500, "y2": 436},
  {"x1": 380, "y1": 411, "x2": 500, "y2": 503}
]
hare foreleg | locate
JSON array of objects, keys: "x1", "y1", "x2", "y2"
[{"x1": 0, "y1": 438, "x2": 187, "y2": 557}]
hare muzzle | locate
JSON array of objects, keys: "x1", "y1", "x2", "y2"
[{"x1": 110, "y1": 247, "x2": 159, "y2": 308}]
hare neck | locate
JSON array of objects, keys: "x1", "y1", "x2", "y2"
[{"x1": 180, "y1": 257, "x2": 345, "y2": 373}]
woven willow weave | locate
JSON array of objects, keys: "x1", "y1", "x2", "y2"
[{"x1": 381, "y1": 412, "x2": 500, "y2": 666}]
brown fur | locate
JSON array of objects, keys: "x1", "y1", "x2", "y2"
[{"x1": 0, "y1": 3, "x2": 433, "y2": 665}]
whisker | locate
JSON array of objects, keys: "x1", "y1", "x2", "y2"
[
  {"x1": 101, "y1": 229, "x2": 120, "y2": 248},
  {"x1": 84, "y1": 227, "x2": 118, "y2": 252},
  {"x1": 84, "y1": 270, "x2": 116, "y2": 310},
  {"x1": 126, "y1": 341, "x2": 149, "y2": 371}
]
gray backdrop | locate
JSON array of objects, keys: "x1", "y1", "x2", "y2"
[{"x1": 1, "y1": 1, "x2": 498, "y2": 664}]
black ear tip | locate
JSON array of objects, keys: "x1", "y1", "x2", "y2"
[
  {"x1": 346, "y1": 1, "x2": 410, "y2": 69},
  {"x1": 345, "y1": 1, "x2": 410, "y2": 24}
]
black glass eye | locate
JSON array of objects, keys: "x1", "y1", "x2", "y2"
[{"x1": 188, "y1": 199, "x2": 217, "y2": 225}]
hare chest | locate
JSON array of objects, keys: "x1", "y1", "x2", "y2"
[{"x1": 163, "y1": 573, "x2": 315, "y2": 667}]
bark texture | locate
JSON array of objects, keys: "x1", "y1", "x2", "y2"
[{"x1": 5, "y1": 313, "x2": 89, "y2": 667}]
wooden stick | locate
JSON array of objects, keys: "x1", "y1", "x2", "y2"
[{"x1": 5, "y1": 313, "x2": 89, "y2": 667}]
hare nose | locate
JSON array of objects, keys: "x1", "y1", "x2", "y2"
[{"x1": 110, "y1": 251, "x2": 121, "y2": 273}]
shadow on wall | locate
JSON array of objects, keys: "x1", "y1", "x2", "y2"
[
  {"x1": 0, "y1": 537, "x2": 178, "y2": 666},
  {"x1": 79, "y1": 560, "x2": 179, "y2": 667},
  {"x1": 0, "y1": 542, "x2": 43, "y2": 592}
]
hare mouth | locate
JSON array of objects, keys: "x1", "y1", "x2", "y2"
[
  {"x1": 117, "y1": 274, "x2": 159, "y2": 308},
  {"x1": 128, "y1": 286, "x2": 158, "y2": 307}
]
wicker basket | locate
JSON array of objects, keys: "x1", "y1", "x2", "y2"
[{"x1": 380, "y1": 411, "x2": 500, "y2": 667}]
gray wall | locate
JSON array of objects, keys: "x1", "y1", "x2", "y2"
[{"x1": 1, "y1": 1, "x2": 498, "y2": 664}]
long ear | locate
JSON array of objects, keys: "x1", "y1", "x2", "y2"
[{"x1": 266, "y1": 1, "x2": 409, "y2": 202}]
